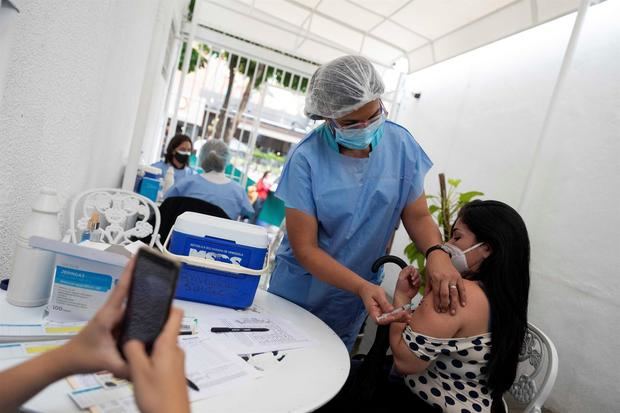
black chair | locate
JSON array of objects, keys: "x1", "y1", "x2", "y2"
[{"x1": 157, "y1": 196, "x2": 230, "y2": 243}]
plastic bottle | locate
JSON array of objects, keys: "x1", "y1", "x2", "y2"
[
  {"x1": 163, "y1": 166, "x2": 175, "y2": 193},
  {"x1": 7, "y1": 188, "x2": 63, "y2": 307}
]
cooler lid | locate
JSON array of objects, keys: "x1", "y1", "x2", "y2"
[{"x1": 173, "y1": 212, "x2": 269, "y2": 248}]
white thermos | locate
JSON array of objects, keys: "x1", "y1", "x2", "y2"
[{"x1": 7, "y1": 188, "x2": 62, "y2": 307}]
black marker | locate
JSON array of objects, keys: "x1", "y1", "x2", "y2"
[
  {"x1": 210, "y1": 327, "x2": 269, "y2": 333},
  {"x1": 186, "y1": 377, "x2": 200, "y2": 391}
]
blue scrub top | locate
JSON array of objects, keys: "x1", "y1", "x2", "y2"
[
  {"x1": 268, "y1": 120, "x2": 432, "y2": 350},
  {"x1": 151, "y1": 161, "x2": 195, "y2": 183},
  {"x1": 164, "y1": 175, "x2": 254, "y2": 220}
]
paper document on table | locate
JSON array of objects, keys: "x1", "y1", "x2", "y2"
[
  {"x1": 67, "y1": 373, "x2": 136, "y2": 413},
  {"x1": 67, "y1": 374, "x2": 101, "y2": 390},
  {"x1": 65, "y1": 336, "x2": 260, "y2": 409},
  {"x1": 0, "y1": 321, "x2": 85, "y2": 342},
  {"x1": 69, "y1": 385, "x2": 134, "y2": 410},
  {"x1": 203, "y1": 308, "x2": 317, "y2": 354},
  {"x1": 0, "y1": 340, "x2": 67, "y2": 360},
  {"x1": 180, "y1": 335, "x2": 262, "y2": 402},
  {"x1": 90, "y1": 396, "x2": 140, "y2": 413}
]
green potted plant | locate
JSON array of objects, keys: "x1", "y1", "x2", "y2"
[{"x1": 404, "y1": 173, "x2": 483, "y2": 276}]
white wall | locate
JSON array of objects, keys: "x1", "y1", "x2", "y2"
[
  {"x1": 389, "y1": 1, "x2": 620, "y2": 411},
  {"x1": 0, "y1": 0, "x2": 187, "y2": 277},
  {"x1": 0, "y1": 6, "x2": 19, "y2": 107}
]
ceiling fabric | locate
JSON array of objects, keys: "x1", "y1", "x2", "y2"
[{"x1": 195, "y1": 0, "x2": 580, "y2": 73}]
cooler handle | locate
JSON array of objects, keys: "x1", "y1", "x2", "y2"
[{"x1": 161, "y1": 231, "x2": 269, "y2": 277}]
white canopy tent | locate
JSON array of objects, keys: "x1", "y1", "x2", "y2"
[
  {"x1": 164, "y1": 0, "x2": 591, "y2": 188},
  {"x1": 194, "y1": 0, "x2": 582, "y2": 73}
]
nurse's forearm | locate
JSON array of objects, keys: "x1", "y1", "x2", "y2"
[
  {"x1": 407, "y1": 215, "x2": 442, "y2": 253},
  {"x1": 285, "y1": 208, "x2": 368, "y2": 294},
  {"x1": 292, "y1": 244, "x2": 367, "y2": 294},
  {"x1": 402, "y1": 196, "x2": 466, "y2": 313},
  {"x1": 401, "y1": 196, "x2": 442, "y2": 253}
]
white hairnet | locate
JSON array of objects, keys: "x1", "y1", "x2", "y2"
[
  {"x1": 304, "y1": 55, "x2": 384, "y2": 120},
  {"x1": 199, "y1": 139, "x2": 229, "y2": 173}
]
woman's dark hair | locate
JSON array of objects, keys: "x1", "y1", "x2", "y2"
[
  {"x1": 164, "y1": 134, "x2": 192, "y2": 164},
  {"x1": 261, "y1": 171, "x2": 271, "y2": 180},
  {"x1": 456, "y1": 200, "x2": 530, "y2": 399}
]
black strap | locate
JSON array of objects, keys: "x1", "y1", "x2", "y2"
[{"x1": 425, "y1": 244, "x2": 450, "y2": 259}]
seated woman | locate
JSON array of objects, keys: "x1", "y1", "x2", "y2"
[
  {"x1": 389, "y1": 200, "x2": 530, "y2": 412},
  {"x1": 164, "y1": 139, "x2": 254, "y2": 220},
  {"x1": 152, "y1": 134, "x2": 195, "y2": 182}
]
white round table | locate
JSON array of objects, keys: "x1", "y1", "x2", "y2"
[{"x1": 0, "y1": 289, "x2": 350, "y2": 413}]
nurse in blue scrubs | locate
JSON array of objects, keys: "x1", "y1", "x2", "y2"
[
  {"x1": 164, "y1": 139, "x2": 253, "y2": 220},
  {"x1": 268, "y1": 55, "x2": 465, "y2": 351},
  {"x1": 152, "y1": 134, "x2": 195, "y2": 182}
]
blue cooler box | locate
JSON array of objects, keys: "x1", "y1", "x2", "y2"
[{"x1": 168, "y1": 212, "x2": 269, "y2": 309}]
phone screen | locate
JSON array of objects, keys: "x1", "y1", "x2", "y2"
[{"x1": 117, "y1": 248, "x2": 180, "y2": 354}]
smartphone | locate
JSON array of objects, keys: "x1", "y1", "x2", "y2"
[{"x1": 117, "y1": 247, "x2": 180, "y2": 355}]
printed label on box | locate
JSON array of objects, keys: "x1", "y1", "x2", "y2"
[
  {"x1": 189, "y1": 247, "x2": 243, "y2": 265},
  {"x1": 48, "y1": 266, "x2": 114, "y2": 322}
]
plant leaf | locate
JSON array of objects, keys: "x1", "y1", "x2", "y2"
[
  {"x1": 428, "y1": 205, "x2": 441, "y2": 215},
  {"x1": 415, "y1": 255, "x2": 425, "y2": 273},
  {"x1": 458, "y1": 191, "x2": 484, "y2": 204},
  {"x1": 448, "y1": 178, "x2": 461, "y2": 188},
  {"x1": 404, "y1": 243, "x2": 420, "y2": 263}
]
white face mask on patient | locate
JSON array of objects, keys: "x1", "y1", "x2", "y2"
[{"x1": 441, "y1": 242, "x2": 484, "y2": 274}]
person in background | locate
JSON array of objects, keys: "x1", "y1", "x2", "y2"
[
  {"x1": 267, "y1": 55, "x2": 463, "y2": 351},
  {"x1": 165, "y1": 139, "x2": 254, "y2": 220},
  {"x1": 386, "y1": 200, "x2": 530, "y2": 412},
  {"x1": 152, "y1": 134, "x2": 195, "y2": 182},
  {"x1": 251, "y1": 171, "x2": 272, "y2": 224},
  {"x1": 247, "y1": 185, "x2": 259, "y2": 205},
  {"x1": 0, "y1": 259, "x2": 190, "y2": 413}
]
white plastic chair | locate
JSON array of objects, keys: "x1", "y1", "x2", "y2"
[
  {"x1": 64, "y1": 188, "x2": 160, "y2": 247},
  {"x1": 503, "y1": 322, "x2": 559, "y2": 413}
]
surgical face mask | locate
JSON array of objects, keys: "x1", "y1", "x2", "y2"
[
  {"x1": 332, "y1": 114, "x2": 385, "y2": 150},
  {"x1": 442, "y1": 242, "x2": 484, "y2": 274},
  {"x1": 174, "y1": 150, "x2": 190, "y2": 165}
]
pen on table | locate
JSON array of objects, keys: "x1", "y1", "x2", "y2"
[
  {"x1": 210, "y1": 327, "x2": 270, "y2": 333},
  {"x1": 376, "y1": 303, "x2": 413, "y2": 322},
  {"x1": 186, "y1": 377, "x2": 200, "y2": 392}
]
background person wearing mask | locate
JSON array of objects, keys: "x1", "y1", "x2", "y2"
[
  {"x1": 152, "y1": 134, "x2": 195, "y2": 182},
  {"x1": 268, "y1": 55, "x2": 464, "y2": 351},
  {"x1": 164, "y1": 139, "x2": 254, "y2": 220},
  {"x1": 0, "y1": 258, "x2": 190, "y2": 413}
]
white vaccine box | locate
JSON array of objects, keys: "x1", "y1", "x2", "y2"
[{"x1": 29, "y1": 237, "x2": 129, "y2": 322}]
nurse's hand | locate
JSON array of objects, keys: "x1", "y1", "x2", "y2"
[
  {"x1": 425, "y1": 251, "x2": 465, "y2": 315},
  {"x1": 358, "y1": 282, "x2": 394, "y2": 324}
]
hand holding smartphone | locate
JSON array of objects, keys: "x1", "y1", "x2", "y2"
[{"x1": 117, "y1": 248, "x2": 180, "y2": 355}]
